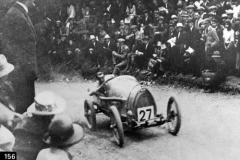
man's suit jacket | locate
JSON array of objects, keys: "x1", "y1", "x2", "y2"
[
  {"x1": 142, "y1": 16, "x2": 152, "y2": 25},
  {"x1": 142, "y1": 43, "x2": 154, "y2": 60},
  {"x1": 104, "y1": 41, "x2": 117, "y2": 53},
  {"x1": 205, "y1": 26, "x2": 219, "y2": 50},
  {"x1": 187, "y1": 27, "x2": 201, "y2": 50},
  {"x1": 2, "y1": 3, "x2": 37, "y2": 83},
  {"x1": 175, "y1": 31, "x2": 188, "y2": 46}
]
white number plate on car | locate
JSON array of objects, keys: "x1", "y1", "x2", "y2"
[{"x1": 137, "y1": 106, "x2": 154, "y2": 122}]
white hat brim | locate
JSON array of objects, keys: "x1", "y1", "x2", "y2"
[
  {"x1": 0, "y1": 63, "x2": 14, "y2": 78},
  {"x1": 27, "y1": 95, "x2": 66, "y2": 116}
]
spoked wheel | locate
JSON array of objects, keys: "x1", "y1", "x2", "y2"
[
  {"x1": 110, "y1": 105, "x2": 124, "y2": 147},
  {"x1": 84, "y1": 100, "x2": 97, "y2": 131},
  {"x1": 167, "y1": 97, "x2": 181, "y2": 135}
]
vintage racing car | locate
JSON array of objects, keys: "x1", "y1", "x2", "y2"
[{"x1": 84, "y1": 72, "x2": 181, "y2": 147}]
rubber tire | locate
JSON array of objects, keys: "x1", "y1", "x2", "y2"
[
  {"x1": 110, "y1": 105, "x2": 124, "y2": 147},
  {"x1": 84, "y1": 100, "x2": 97, "y2": 131},
  {"x1": 167, "y1": 96, "x2": 181, "y2": 135}
]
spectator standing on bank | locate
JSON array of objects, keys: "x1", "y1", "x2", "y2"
[{"x1": 2, "y1": 0, "x2": 38, "y2": 114}]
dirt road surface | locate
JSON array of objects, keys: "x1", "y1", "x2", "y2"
[{"x1": 36, "y1": 81, "x2": 240, "y2": 160}]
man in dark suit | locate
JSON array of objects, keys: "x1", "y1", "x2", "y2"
[
  {"x1": 2, "y1": 0, "x2": 37, "y2": 114},
  {"x1": 87, "y1": 35, "x2": 101, "y2": 69},
  {"x1": 103, "y1": 34, "x2": 117, "y2": 62},
  {"x1": 174, "y1": 22, "x2": 188, "y2": 73},
  {"x1": 186, "y1": 18, "x2": 201, "y2": 76},
  {"x1": 142, "y1": 10, "x2": 152, "y2": 25},
  {"x1": 135, "y1": 36, "x2": 154, "y2": 70}
]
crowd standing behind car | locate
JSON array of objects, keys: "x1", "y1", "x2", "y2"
[{"x1": 1, "y1": 0, "x2": 240, "y2": 85}]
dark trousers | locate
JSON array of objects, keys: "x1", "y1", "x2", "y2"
[{"x1": 12, "y1": 80, "x2": 35, "y2": 114}]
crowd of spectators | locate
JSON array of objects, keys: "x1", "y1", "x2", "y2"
[{"x1": 3, "y1": 0, "x2": 240, "y2": 83}]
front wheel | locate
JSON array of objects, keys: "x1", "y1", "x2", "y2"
[
  {"x1": 110, "y1": 105, "x2": 124, "y2": 147},
  {"x1": 84, "y1": 100, "x2": 97, "y2": 131},
  {"x1": 167, "y1": 97, "x2": 181, "y2": 135}
]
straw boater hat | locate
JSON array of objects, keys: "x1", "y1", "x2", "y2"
[
  {"x1": 117, "y1": 38, "x2": 125, "y2": 43},
  {"x1": 171, "y1": 15, "x2": 177, "y2": 19},
  {"x1": 0, "y1": 54, "x2": 14, "y2": 78},
  {"x1": 176, "y1": 23, "x2": 184, "y2": 28},
  {"x1": 43, "y1": 115, "x2": 84, "y2": 147},
  {"x1": 130, "y1": 25, "x2": 137, "y2": 30},
  {"x1": 36, "y1": 148, "x2": 72, "y2": 160},
  {"x1": 212, "y1": 51, "x2": 221, "y2": 58},
  {"x1": 27, "y1": 91, "x2": 66, "y2": 116},
  {"x1": 226, "y1": 10, "x2": 234, "y2": 15},
  {"x1": 186, "y1": 5, "x2": 194, "y2": 9},
  {"x1": 208, "y1": 12, "x2": 215, "y2": 16},
  {"x1": 209, "y1": 6, "x2": 217, "y2": 10},
  {"x1": 221, "y1": 14, "x2": 228, "y2": 18}
]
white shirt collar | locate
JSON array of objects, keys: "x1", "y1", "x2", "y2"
[{"x1": 17, "y1": 2, "x2": 28, "y2": 13}]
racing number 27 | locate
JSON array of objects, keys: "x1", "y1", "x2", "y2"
[
  {"x1": 137, "y1": 106, "x2": 154, "y2": 122},
  {"x1": 139, "y1": 109, "x2": 152, "y2": 121}
]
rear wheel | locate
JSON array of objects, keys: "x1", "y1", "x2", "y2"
[
  {"x1": 84, "y1": 100, "x2": 97, "y2": 131},
  {"x1": 167, "y1": 97, "x2": 181, "y2": 135},
  {"x1": 110, "y1": 105, "x2": 124, "y2": 147}
]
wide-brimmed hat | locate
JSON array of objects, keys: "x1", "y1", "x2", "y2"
[
  {"x1": 226, "y1": 9, "x2": 234, "y2": 15},
  {"x1": 181, "y1": 13, "x2": 189, "y2": 17},
  {"x1": 221, "y1": 14, "x2": 228, "y2": 18},
  {"x1": 171, "y1": 15, "x2": 177, "y2": 19},
  {"x1": 43, "y1": 115, "x2": 84, "y2": 147},
  {"x1": 130, "y1": 25, "x2": 137, "y2": 29},
  {"x1": 208, "y1": 12, "x2": 215, "y2": 16},
  {"x1": 27, "y1": 91, "x2": 66, "y2": 116},
  {"x1": 89, "y1": 35, "x2": 96, "y2": 40},
  {"x1": 36, "y1": 148, "x2": 71, "y2": 160},
  {"x1": 212, "y1": 51, "x2": 221, "y2": 58},
  {"x1": 186, "y1": 5, "x2": 195, "y2": 9},
  {"x1": 176, "y1": 23, "x2": 184, "y2": 28},
  {"x1": 117, "y1": 38, "x2": 125, "y2": 43},
  {"x1": 159, "y1": 16, "x2": 164, "y2": 20},
  {"x1": 0, "y1": 54, "x2": 14, "y2": 78},
  {"x1": 209, "y1": 6, "x2": 217, "y2": 10}
]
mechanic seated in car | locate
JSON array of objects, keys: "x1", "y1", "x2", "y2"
[{"x1": 112, "y1": 38, "x2": 129, "y2": 75}]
